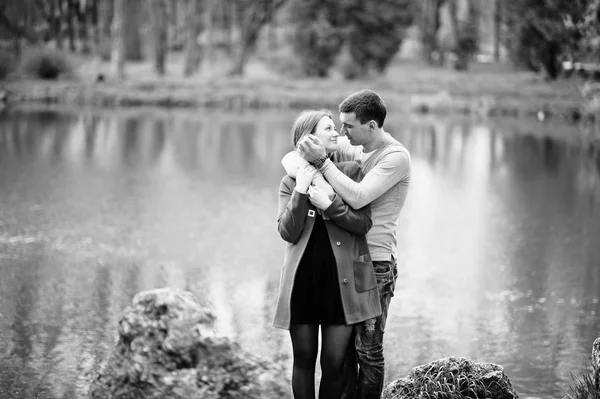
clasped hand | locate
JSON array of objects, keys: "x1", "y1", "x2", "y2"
[
  {"x1": 295, "y1": 165, "x2": 333, "y2": 214},
  {"x1": 298, "y1": 134, "x2": 327, "y2": 162}
]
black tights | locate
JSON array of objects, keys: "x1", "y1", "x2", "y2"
[{"x1": 289, "y1": 324, "x2": 354, "y2": 399}]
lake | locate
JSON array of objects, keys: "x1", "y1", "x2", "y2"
[{"x1": 0, "y1": 105, "x2": 599, "y2": 399}]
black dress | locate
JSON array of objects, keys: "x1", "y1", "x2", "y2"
[{"x1": 290, "y1": 213, "x2": 346, "y2": 325}]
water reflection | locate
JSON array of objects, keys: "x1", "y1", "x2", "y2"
[{"x1": 0, "y1": 107, "x2": 599, "y2": 398}]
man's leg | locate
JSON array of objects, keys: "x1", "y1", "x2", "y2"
[{"x1": 354, "y1": 258, "x2": 398, "y2": 399}]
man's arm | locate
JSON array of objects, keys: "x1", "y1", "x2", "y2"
[
  {"x1": 281, "y1": 136, "x2": 358, "y2": 177},
  {"x1": 319, "y1": 150, "x2": 411, "y2": 209}
]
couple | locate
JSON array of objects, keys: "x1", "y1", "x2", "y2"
[{"x1": 273, "y1": 90, "x2": 411, "y2": 399}]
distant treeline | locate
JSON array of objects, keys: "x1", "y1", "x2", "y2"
[{"x1": 0, "y1": 0, "x2": 599, "y2": 80}]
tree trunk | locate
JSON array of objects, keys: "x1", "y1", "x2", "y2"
[
  {"x1": 124, "y1": 0, "x2": 143, "y2": 61},
  {"x1": 228, "y1": 0, "x2": 286, "y2": 76},
  {"x1": 150, "y1": 0, "x2": 169, "y2": 76},
  {"x1": 230, "y1": 37, "x2": 250, "y2": 76},
  {"x1": 100, "y1": 0, "x2": 114, "y2": 40},
  {"x1": 183, "y1": 0, "x2": 203, "y2": 77},
  {"x1": 225, "y1": 0, "x2": 234, "y2": 55},
  {"x1": 493, "y1": 0, "x2": 501, "y2": 62},
  {"x1": 111, "y1": 0, "x2": 126, "y2": 79},
  {"x1": 67, "y1": 0, "x2": 76, "y2": 51},
  {"x1": 448, "y1": 0, "x2": 469, "y2": 70},
  {"x1": 77, "y1": 1, "x2": 91, "y2": 53},
  {"x1": 90, "y1": 0, "x2": 100, "y2": 51},
  {"x1": 55, "y1": 0, "x2": 65, "y2": 49}
]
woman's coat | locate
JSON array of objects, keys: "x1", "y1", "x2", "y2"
[{"x1": 273, "y1": 164, "x2": 382, "y2": 329}]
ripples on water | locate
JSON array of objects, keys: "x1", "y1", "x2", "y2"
[{"x1": 0, "y1": 106, "x2": 599, "y2": 398}]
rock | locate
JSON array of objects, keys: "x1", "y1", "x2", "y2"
[
  {"x1": 88, "y1": 288, "x2": 288, "y2": 399},
  {"x1": 382, "y1": 356, "x2": 518, "y2": 399},
  {"x1": 593, "y1": 337, "x2": 600, "y2": 391}
]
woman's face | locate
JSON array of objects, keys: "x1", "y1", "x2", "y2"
[{"x1": 312, "y1": 116, "x2": 339, "y2": 154}]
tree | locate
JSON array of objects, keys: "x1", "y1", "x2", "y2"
[
  {"x1": 419, "y1": 0, "x2": 447, "y2": 65},
  {"x1": 503, "y1": 0, "x2": 589, "y2": 79},
  {"x1": 448, "y1": 0, "x2": 480, "y2": 70},
  {"x1": 183, "y1": 0, "x2": 205, "y2": 77},
  {"x1": 289, "y1": 0, "x2": 344, "y2": 77},
  {"x1": 344, "y1": 0, "x2": 416, "y2": 76},
  {"x1": 494, "y1": 0, "x2": 502, "y2": 61},
  {"x1": 124, "y1": 0, "x2": 144, "y2": 61},
  {"x1": 229, "y1": 0, "x2": 287, "y2": 76},
  {"x1": 0, "y1": 0, "x2": 40, "y2": 44},
  {"x1": 110, "y1": 0, "x2": 125, "y2": 79},
  {"x1": 149, "y1": 0, "x2": 169, "y2": 76}
]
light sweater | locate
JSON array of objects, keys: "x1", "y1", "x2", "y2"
[{"x1": 320, "y1": 135, "x2": 411, "y2": 261}]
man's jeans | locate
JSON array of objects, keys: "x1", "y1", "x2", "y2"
[{"x1": 342, "y1": 258, "x2": 398, "y2": 399}]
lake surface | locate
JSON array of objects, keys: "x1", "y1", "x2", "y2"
[{"x1": 0, "y1": 106, "x2": 599, "y2": 399}]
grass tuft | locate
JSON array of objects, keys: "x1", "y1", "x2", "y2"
[{"x1": 566, "y1": 372, "x2": 600, "y2": 399}]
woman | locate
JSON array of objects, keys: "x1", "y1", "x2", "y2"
[{"x1": 273, "y1": 110, "x2": 382, "y2": 399}]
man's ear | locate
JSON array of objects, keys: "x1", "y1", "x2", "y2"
[{"x1": 369, "y1": 121, "x2": 376, "y2": 131}]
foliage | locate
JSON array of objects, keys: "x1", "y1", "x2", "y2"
[
  {"x1": 21, "y1": 48, "x2": 74, "y2": 80},
  {"x1": 566, "y1": 372, "x2": 600, "y2": 399},
  {"x1": 343, "y1": 0, "x2": 417, "y2": 77},
  {"x1": 0, "y1": 49, "x2": 15, "y2": 80},
  {"x1": 502, "y1": 0, "x2": 590, "y2": 78},
  {"x1": 577, "y1": 0, "x2": 600, "y2": 62},
  {"x1": 289, "y1": 0, "x2": 344, "y2": 77}
]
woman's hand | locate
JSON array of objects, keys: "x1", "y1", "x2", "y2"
[
  {"x1": 308, "y1": 185, "x2": 333, "y2": 210},
  {"x1": 295, "y1": 164, "x2": 317, "y2": 194}
]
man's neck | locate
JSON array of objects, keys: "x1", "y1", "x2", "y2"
[{"x1": 362, "y1": 130, "x2": 388, "y2": 153}]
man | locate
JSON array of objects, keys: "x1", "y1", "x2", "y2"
[{"x1": 282, "y1": 89, "x2": 411, "y2": 398}]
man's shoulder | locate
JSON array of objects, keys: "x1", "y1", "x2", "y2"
[{"x1": 382, "y1": 136, "x2": 411, "y2": 161}]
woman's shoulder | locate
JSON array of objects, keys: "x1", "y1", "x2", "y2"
[{"x1": 279, "y1": 174, "x2": 296, "y2": 187}]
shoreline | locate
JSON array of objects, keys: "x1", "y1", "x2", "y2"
[{"x1": 0, "y1": 71, "x2": 591, "y2": 124}]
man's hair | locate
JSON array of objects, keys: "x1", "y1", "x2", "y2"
[
  {"x1": 291, "y1": 109, "x2": 332, "y2": 147},
  {"x1": 338, "y1": 89, "x2": 386, "y2": 128}
]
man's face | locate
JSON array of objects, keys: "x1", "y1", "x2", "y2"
[{"x1": 340, "y1": 112, "x2": 370, "y2": 146}]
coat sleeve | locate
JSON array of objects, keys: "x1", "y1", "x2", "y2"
[
  {"x1": 277, "y1": 176, "x2": 310, "y2": 243},
  {"x1": 323, "y1": 195, "x2": 372, "y2": 235}
]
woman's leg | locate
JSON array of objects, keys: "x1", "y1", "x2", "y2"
[
  {"x1": 319, "y1": 324, "x2": 354, "y2": 399},
  {"x1": 290, "y1": 324, "x2": 319, "y2": 399}
]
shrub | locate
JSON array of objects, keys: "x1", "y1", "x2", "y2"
[
  {"x1": 21, "y1": 48, "x2": 74, "y2": 80},
  {"x1": 0, "y1": 50, "x2": 15, "y2": 80}
]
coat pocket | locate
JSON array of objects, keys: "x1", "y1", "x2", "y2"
[{"x1": 353, "y1": 260, "x2": 376, "y2": 293}]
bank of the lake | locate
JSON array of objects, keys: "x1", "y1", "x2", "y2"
[{"x1": 0, "y1": 61, "x2": 594, "y2": 123}]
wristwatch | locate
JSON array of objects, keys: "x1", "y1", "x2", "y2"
[{"x1": 312, "y1": 155, "x2": 329, "y2": 170}]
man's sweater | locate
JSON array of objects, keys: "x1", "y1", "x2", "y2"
[{"x1": 321, "y1": 135, "x2": 411, "y2": 261}]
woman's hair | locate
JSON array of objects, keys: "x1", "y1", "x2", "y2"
[{"x1": 291, "y1": 109, "x2": 332, "y2": 148}]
